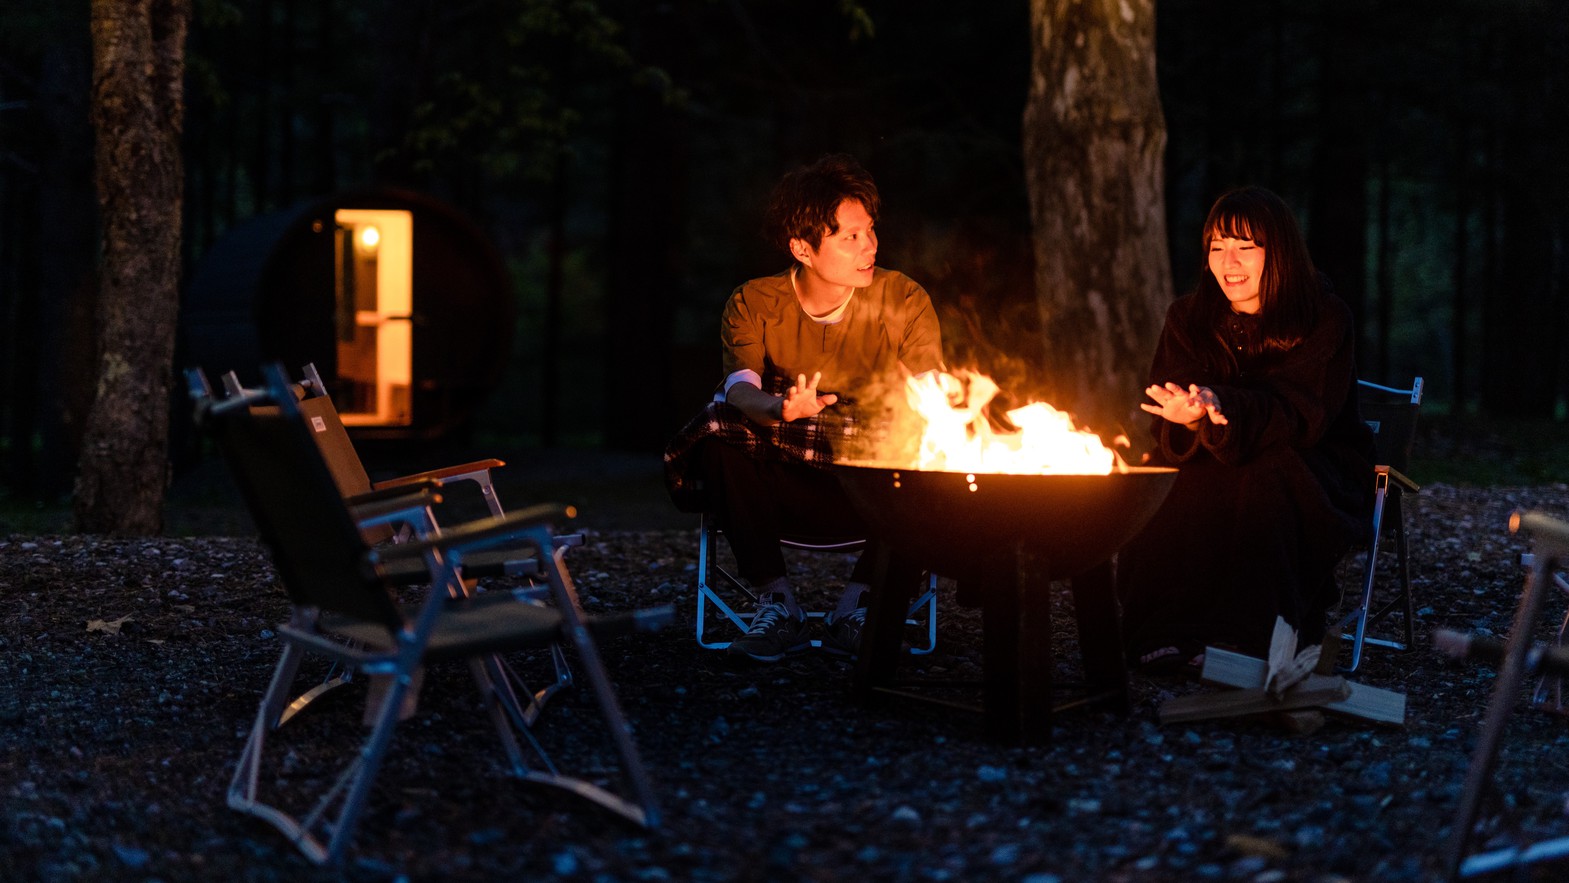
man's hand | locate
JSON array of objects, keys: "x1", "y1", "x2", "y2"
[{"x1": 780, "y1": 372, "x2": 838, "y2": 422}]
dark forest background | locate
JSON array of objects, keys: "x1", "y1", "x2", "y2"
[{"x1": 2, "y1": 0, "x2": 1566, "y2": 503}]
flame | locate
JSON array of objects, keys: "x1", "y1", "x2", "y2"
[{"x1": 905, "y1": 370, "x2": 1122, "y2": 475}]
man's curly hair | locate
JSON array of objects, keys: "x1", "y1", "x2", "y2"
[{"x1": 763, "y1": 154, "x2": 881, "y2": 258}]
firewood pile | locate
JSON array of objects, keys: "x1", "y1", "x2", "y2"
[{"x1": 1160, "y1": 618, "x2": 1407, "y2": 734}]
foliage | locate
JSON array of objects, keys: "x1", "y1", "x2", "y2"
[{"x1": 398, "y1": 0, "x2": 658, "y2": 183}]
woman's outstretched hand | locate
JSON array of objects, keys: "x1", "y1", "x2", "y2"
[
  {"x1": 1141, "y1": 382, "x2": 1228, "y2": 427},
  {"x1": 780, "y1": 372, "x2": 838, "y2": 422}
]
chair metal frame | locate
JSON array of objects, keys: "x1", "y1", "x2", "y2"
[
  {"x1": 218, "y1": 364, "x2": 577, "y2": 720},
  {"x1": 193, "y1": 364, "x2": 664, "y2": 865},
  {"x1": 1335, "y1": 376, "x2": 1423, "y2": 673},
  {"x1": 1445, "y1": 511, "x2": 1569, "y2": 880},
  {"x1": 695, "y1": 512, "x2": 939, "y2": 654},
  {"x1": 1526, "y1": 552, "x2": 1569, "y2": 712}
]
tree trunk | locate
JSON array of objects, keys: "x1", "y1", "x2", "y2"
[
  {"x1": 1022, "y1": 0, "x2": 1170, "y2": 439},
  {"x1": 74, "y1": 0, "x2": 190, "y2": 535}
]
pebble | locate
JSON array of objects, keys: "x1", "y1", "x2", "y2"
[{"x1": 890, "y1": 805, "x2": 921, "y2": 823}]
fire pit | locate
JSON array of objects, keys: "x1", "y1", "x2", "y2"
[{"x1": 834, "y1": 460, "x2": 1178, "y2": 745}]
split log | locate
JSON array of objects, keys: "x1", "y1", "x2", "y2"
[
  {"x1": 1158, "y1": 674, "x2": 1351, "y2": 725},
  {"x1": 1200, "y1": 647, "x2": 1407, "y2": 726}
]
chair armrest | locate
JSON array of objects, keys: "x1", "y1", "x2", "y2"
[
  {"x1": 1378, "y1": 465, "x2": 1420, "y2": 494},
  {"x1": 1513, "y1": 510, "x2": 1569, "y2": 549},
  {"x1": 373, "y1": 459, "x2": 506, "y2": 491},
  {"x1": 368, "y1": 503, "x2": 577, "y2": 566},
  {"x1": 345, "y1": 480, "x2": 441, "y2": 509},
  {"x1": 349, "y1": 489, "x2": 443, "y2": 533}
]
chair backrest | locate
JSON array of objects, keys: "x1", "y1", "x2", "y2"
[
  {"x1": 1358, "y1": 377, "x2": 1423, "y2": 473},
  {"x1": 193, "y1": 365, "x2": 405, "y2": 630},
  {"x1": 221, "y1": 363, "x2": 377, "y2": 498},
  {"x1": 223, "y1": 363, "x2": 394, "y2": 544},
  {"x1": 294, "y1": 363, "x2": 379, "y2": 499}
]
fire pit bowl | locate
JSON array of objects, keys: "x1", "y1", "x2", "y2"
[
  {"x1": 833, "y1": 460, "x2": 1178, "y2": 744},
  {"x1": 832, "y1": 461, "x2": 1178, "y2": 580}
]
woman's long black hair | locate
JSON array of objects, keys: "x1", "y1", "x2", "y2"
[{"x1": 1182, "y1": 186, "x2": 1323, "y2": 374}]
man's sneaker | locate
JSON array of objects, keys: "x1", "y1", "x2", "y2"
[
  {"x1": 822, "y1": 607, "x2": 867, "y2": 657},
  {"x1": 728, "y1": 601, "x2": 810, "y2": 662}
]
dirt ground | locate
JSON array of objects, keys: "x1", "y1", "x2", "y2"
[{"x1": 4, "y1": 446, "x2": 1569, "y2": 881}]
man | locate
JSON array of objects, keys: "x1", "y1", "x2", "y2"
[{"x1": 665, "y1": 154, "x2": 944, "y2": 662}]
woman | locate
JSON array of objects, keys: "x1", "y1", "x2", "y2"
[{"x1": 1117, "y1": 186, "x2": 1375, "y2": 672}]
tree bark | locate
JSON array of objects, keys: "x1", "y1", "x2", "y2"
[
  {"x1": 1022, "y1": 0, "x2": 1171, "y2": 440},
  {"x1": 74, "y1": 0, "x2": 190, "y2": 535}
]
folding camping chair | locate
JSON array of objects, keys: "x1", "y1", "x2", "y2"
[
  {"x1": 192, "y1": 364, "x2": 667, "y2": 865},
  {"x1": 695, "y1": 512, "x2": 940, "y2": 654},
  {"x1": 1443, "y1": 511, "x2": 1569, "y2": 880},
  {"x1": 1334, "y1": 376, "x2": 1424, "y2": 673},
  {"x1": 217, "y1": 363, "x2": 577, "y2": 715}
]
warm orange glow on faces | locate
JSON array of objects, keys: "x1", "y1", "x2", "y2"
[
  {"x1": 1208, "y1": 236, "x2": 1264, "y2": 314},
  {"x1": 905, "y1": 371, "x2": 1123, "y2": 475},
  {"x1": 792, "y1": 198, "x2": 877, "y2": 292}
]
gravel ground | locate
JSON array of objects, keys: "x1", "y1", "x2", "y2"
[{"x1": 4, "y1": 471, "x2": 1569, "y2": 882}]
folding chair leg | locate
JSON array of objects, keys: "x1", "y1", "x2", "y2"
[
  {"x1": 535, "y1": 546, "x2": 661, "y2": 826},
  {"x1": 268, "y1": 611, "x2": 357, "y2": 728},
  {"x1": 1446, "y1": 553, "x2": 1562, "y2": 879},
  {"x1": 695, "y1": 523, "x2": 757, "y2": 649},
  {"x1": 493, "y1": 644, "x2": 574, "y2": 728},
  {"x1": 495, "y1": 580, "x2": 576, "y2": 718},
  {"x1": 1337, "y1": 477, "x2": 1391, "y2": 673},
  {"x1": 230, "y1": 643, "x2": 308, "y2": 807},
  {"x1": 473, "y1": 655, "x2": 536, "y2": 772},
  {"x1": 905, "y1": 576, "x2": 940, "y2": 655},
  {"x1": 1363, "y1": 496, "x2": 1416, "y2": 659},
  {"x1": 1533, "y1": 601, "x2": 1569, "y2": 712},
  {"x1": 317, "y1": 669, "x2": 415, "y2": 863},
  {"x1": 696, "y1": 518, "x2": 941, "y2": 654},
  {"x1": 1394, "y1": 504, "x2": 1416, "y2": 649},
  {"x1": 228, "y1": 648, "x2": 418, "y2": 866},
  {"x1": 1337, "y1": 543, "x2": 1379, "y2": 672},
  {"x1": 263, "y1": 643, "x2": 310, "y2": 728}
]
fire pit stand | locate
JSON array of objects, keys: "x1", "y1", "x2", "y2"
[{"x1": 834, "y1": 462, "x2": 1178, "y2": 746}]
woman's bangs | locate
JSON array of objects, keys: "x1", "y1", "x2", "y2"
[{"x1": 1205, "y1": 212, "x2": 1260, "y2": 245}]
